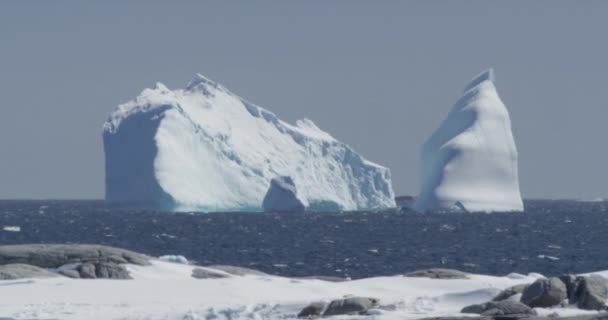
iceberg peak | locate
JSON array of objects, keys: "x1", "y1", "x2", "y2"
[
  {"x1": 186, "y1": 73, "x2": 223, "y2": 94},
  {"x1": 463, "y1": 68, "x2": 495, "y2": 92},
  {"x1": 414, "y1": 69, "x2": 523, "y2": 213}
]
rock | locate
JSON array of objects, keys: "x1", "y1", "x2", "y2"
[
  {"x1": 58, "y1": 268, "x2": 81, "y2": 278},
  {"x1": 0, "y1": 263, "x2": 58, "y2": 280},
  {"x1": 0, "y1": 244, "x2": 150, "y2": 268},
  {"x1": 404, "y1": 268, "x2": 469, "y2": 279},
  {"x1": 461, "y1": 300, "x2": 536, "y2": 316},
  {"x1": 559, "y1": 274, "x2": 581, "y2": 302},
  {"x1": 204, "y1": 265, "x2": 268, "y2": 276},
  {"x1": 94, "y1": 262, "x2": 131, "y2": 279},
  {"x1": 521, "y1": 277, "x2": 567, "y2": 308},
  {"x1": 577, "y1": 275, "x2": 608, "y2": 310},
  {"x1": 262, "y1": 176, "x2": 307, "y2": 213},
  {"x1": 78, "y1": 263, "x2": 97, "y2": 279},
  {"x1": 493, "y1": 284, "x2": 529, "y2": 301},
  {"x1": 322, "y1": 297, "x2": 378, "y2": 316},
  {"x1": 297, "y1": 302, "x2": 327, "y2": 318},
  {"x1": 191, "y1": 267, "x2": 229, "y2": 279},
  {"x1": 295, "y1": 275, "x2": 350, "y2": 282}
]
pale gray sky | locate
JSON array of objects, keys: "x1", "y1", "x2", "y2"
[{"x1": 0, "y1": 1, "x2": 606, "y2": 199}]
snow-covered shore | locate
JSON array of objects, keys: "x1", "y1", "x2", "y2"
[{"x1": 1, "y1": 259, "x2": 605, "y2": 320}]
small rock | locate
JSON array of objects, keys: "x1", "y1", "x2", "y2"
[
  {"x1": 78, "y1": 263, "x2": 97, "y2": 279},
  {"x1": 204, "y1": 265, "x2": 268, "y2": 276},
  {"x1": 404, "y1": 268, "x2": 469, "y2": 279},
  {"x1": 577, "y1": 275, "x2": 608, "y2": 310},
  {"x1": 322, "y1": 297, "x2": 378, "y2": 316},
  {"x1": 58, "y1": 269, "x2": 81, "y2": 278},
  {"x1": 461, "y1": 300, "x2": 536, "y2": 316},
  {"x1": 191, "y1": 268, "x2": 229, "y2": 279},
  {"x1": 521, "y1": 277, "x2": 567, "y2": 308},
  {"x1": 94, "y1": 262, "x2": 131, "y2": 279},
  {"x1": 559, "y1": 274, "x2": 581, "y2": 303},
  {"x1": 493, "y1": 284, "x2": 529, "y2": 301},
  {"x1": 297, "y1": 301, "x2": 327, "y2": 318}
]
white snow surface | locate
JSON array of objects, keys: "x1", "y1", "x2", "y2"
[
  {"x1": 414, "y1": 69, "x2": 524, "y2": 212},
  {"x1": 103, "y1": 74, "x2": 395, "y2": 212},
  {"x1": 0, "y1": 260, "x2": 602, "y2": 320}
]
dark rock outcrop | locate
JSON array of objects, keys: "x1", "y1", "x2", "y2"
[
  {"x1": 0, "y1": 263, "x2": 58, "y2": 280},
  {"x1": 521, "y1": 277, "x2": 567, "y2": 308},
  {"x1": 493, "y1": 284, "x2": 529, "y2": 301},
  {"x1": 404, "y1": 268, "x2": 469, "y2": 279},
  {"x1": 322, "y1": 297, "x2": 378, "y2": 316},
  {"x1": 461, "y1": 300, "x2": 536, "y2": 316},
  {"x1": 0, "y1": 244, "x2": 150, "y2": 268},
  {"x1": 576, "y1": 275, "x2": 608, "y2": 310},
  {"x1": 297, "y1": 302, "x2": 327, "y2": 318},
  {"x1": 0, "y1": 244, "x2": 150, "y2": 280}
]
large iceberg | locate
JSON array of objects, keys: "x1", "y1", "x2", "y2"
[
  {"x1": 102, "y1": 74, "x2": 395, "y2": 212},
  {"x1": 414, "y1": 69, "x2": 523, "y2": 212}
]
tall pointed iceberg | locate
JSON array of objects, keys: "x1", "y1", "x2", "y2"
[
  {"x1": 103, "y1": 74, "x2": 395, "y2": 212},
  {"x1": 414, "y1": 69, "x2": 523, "y2": 212}
]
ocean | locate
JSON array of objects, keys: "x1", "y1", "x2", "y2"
[{"x1": 1, "y1": 199, "x2": 607, "y2": 279}]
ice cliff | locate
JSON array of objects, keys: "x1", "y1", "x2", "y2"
[
  {"x1": 102, "y1": 74, "x2": 395, "y2": 212},
  {"x1": 414, "y1": 69, "x2": 523, "y2": 212}
]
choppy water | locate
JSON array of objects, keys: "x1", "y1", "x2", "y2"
[{"x1": 1, "y1": 199, "x2": 607, "y2": 279}]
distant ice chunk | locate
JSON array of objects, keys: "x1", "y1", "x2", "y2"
[
  {"x1": 103, "y1": 74, "x2": 395, "y2": 212},
  {"x1": 262, "y1": 176, "x2": 306, "y2": 212},
  {"x1": 2, "y1": 226, "x2": 21, "y2": 232},
  {"x1": 414, "y1": 69, "x2": 523, "y2": 213}
]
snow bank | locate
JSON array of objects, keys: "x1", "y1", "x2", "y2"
[
  {"x1": 414, "y1": 69, "x2": 523, "y2": 212},
  {"x1": 103, "y1": 74, "x2": 395, "y2": 212}
]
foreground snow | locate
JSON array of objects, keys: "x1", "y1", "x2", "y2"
[
  {"x1": 415, "y1": 69, "x2": 523, "y2": 213},
  {"x1": 103, "y1": 74, "x2": 395, "y2": 212},
  {"x1": 0, "y1": 260, "x2": 602, "y2": 320}
]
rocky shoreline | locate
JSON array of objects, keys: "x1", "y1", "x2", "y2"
[{"x1": 2, "y1": 244, "x2": 608, "y2": 319}]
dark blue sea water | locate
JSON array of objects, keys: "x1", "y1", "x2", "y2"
[{"x1": 1, "y1": 199, "x2": 607, "y2": 279}]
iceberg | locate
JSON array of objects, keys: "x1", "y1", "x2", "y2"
[
  {"x1": 102, "y1": 74, "x2": 395, "y2": 212},
  {"x1": 262, "y1": 176, "x2": 306, "y2": 213},
  {"x1": 414, "y1": 69, "x2": 523, "y2": 212}
]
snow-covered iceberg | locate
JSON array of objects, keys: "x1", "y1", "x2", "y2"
[
  {"x1": 414, "y1": 69, "x2": 523, "y2": 212},
  {"x1": 102, "y1": 74, "x2": 395, "y2": 212}
]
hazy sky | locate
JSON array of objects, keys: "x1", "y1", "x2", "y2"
[{"x1": 0, "y1": 1, "x2": 606, "y2": 200}]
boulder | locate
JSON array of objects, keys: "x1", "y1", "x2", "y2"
[
  {"x1": 493, "y1": 284, "x2": 529, "y2": 301},
  {"x1": 94, "y1": 262, "x2": 131, "y2": 279},
  {"x1": 404, "y1": 268, "x2": 469, "y2": 279},
  {"x1": 521, "y1": 277, "x2": 567, "y2": 308},
  {"x1": 78, "y1": 263, "x2": 97, "y2": 279},
  {"x1": 204, "y1": 265, "x2": 268, "y2": 276},
  {"x1": 0, "y1": 244, "x2": 150, "y2": 268},
  {"x1": 560, "y1": 274, "x2": 581, "y2": 302},
  {"x1": 262, "y1": 176, "x2": 306, "y2": 213},
  {"x1": 0, "y1": 263, "x2": 58, "y2": 280},
  {"x1": 461, "y1": 300, "x2": 536, "y2": 316},
  {"x1": 322, "y1": 297, "x2": 378, "y2": 316},
  {"x1": 577, "y1": 275, "x2": 608, "y2": 310},
  {"x1": 191, "y1": 268, "x2": 229, "y2": 279},
  {"x1": 297, "y1": 302, "x2": 327, "y2": 318}
]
